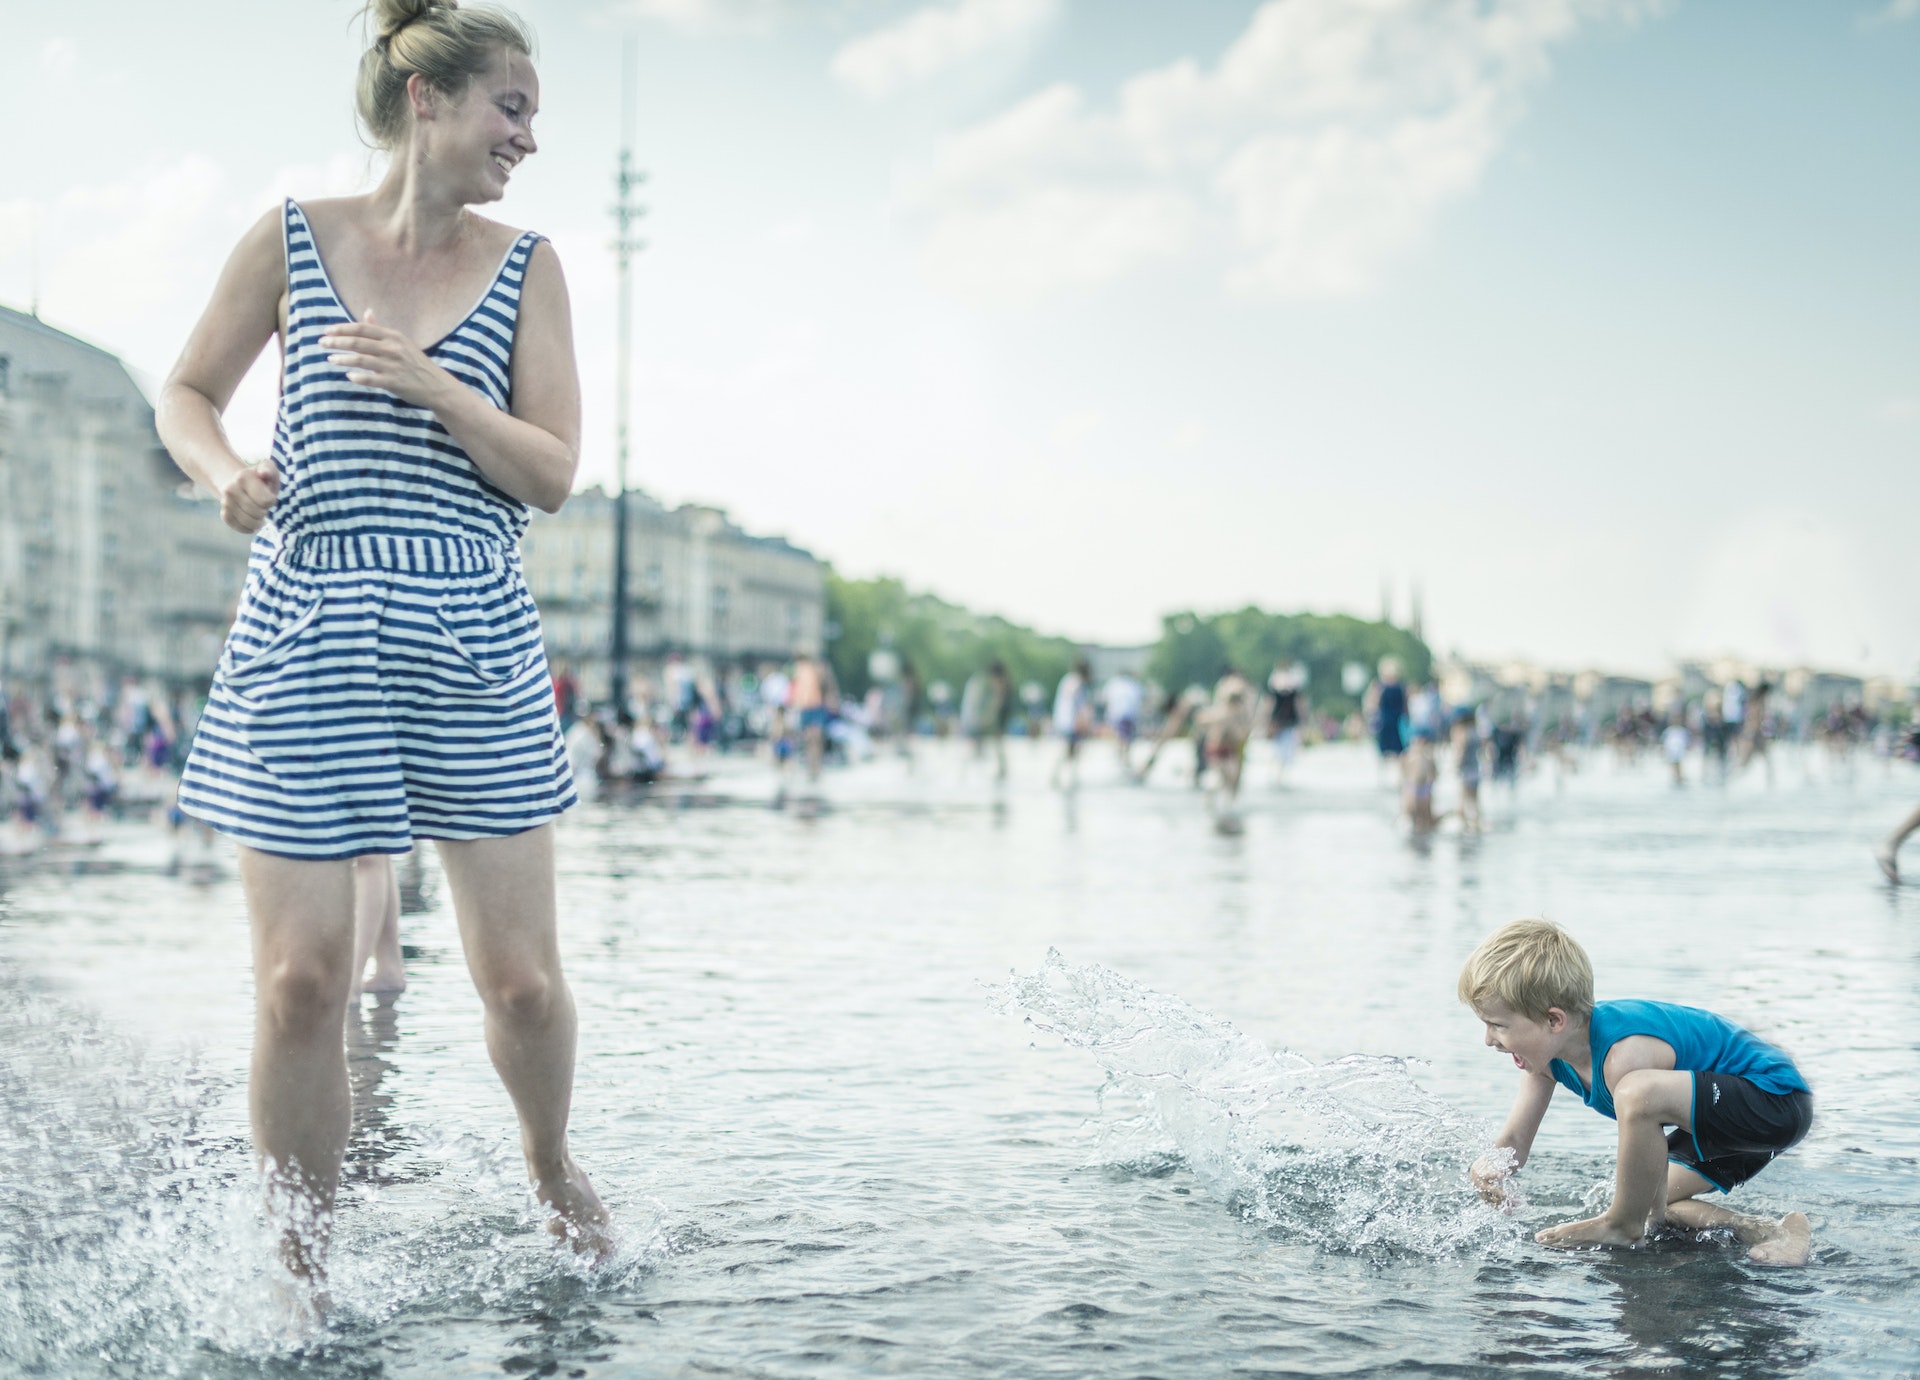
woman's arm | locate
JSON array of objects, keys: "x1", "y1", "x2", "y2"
[
  {"x1": 155, "y1": 208, "x2": 287, "y2": 535},
  {"x1": 316, "y1": 240, "x2": 581, "y2": 513}
]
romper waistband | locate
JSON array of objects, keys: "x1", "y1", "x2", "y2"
[{"x1": 281, "y1": 531, "x2": 515, "y2": 574}]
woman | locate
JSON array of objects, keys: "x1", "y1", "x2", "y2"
[{"x1": 157, "y1": 0, "x2": 609, "y2": 1297}]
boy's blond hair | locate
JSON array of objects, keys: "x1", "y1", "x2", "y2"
[{"x1": 1457, "y1": 919, "x2": 1593, "y2": 1022}]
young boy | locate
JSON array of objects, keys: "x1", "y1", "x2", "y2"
[{"x1": 1459, "y1": 919, "x2": 1813, "y2": 1265}]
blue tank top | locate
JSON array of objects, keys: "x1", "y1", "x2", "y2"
[{"x1": 1549, "y1": 999, "x2": 1808, "y2": 1119}]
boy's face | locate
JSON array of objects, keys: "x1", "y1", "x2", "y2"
[{"x1": 1474, "y1": 998, "x2": 1573, "y2": 1074}]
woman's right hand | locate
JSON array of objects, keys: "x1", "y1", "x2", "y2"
[{"x1": 219, "y1": 460, "x2": 280, "y2": 534}]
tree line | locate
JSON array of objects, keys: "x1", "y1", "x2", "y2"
[{"x1": 826, "y1": 574, "x2": 1431, "y2": 720}]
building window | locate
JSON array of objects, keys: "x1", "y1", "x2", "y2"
[{"x1": 712, "y1": 585, "x2": 730, "y2": 629}]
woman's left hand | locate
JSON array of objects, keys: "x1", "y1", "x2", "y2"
[{"x1": 320, "y1": 311, "x2": 452, "y2": 410}]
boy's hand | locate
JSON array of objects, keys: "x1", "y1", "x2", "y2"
[{"x1": 1471, "y1": 1151, "x2": 1519, "y2": 1209}]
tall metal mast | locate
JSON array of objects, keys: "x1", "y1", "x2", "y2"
[{"x1": 609, "y1": 37, "x2": 646, "y2": 711}]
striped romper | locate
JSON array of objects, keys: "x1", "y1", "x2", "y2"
[{"x1": 177, "y1": 200, "x2": 577, "y2": 860}]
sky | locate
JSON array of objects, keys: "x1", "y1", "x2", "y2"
[{"x1": 0, "y1": 0, "x2": 1915, "y2": 675}]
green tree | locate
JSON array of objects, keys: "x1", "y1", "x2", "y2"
[
  {"x1": 825, "y1": 572, "x2": 1079, "y2": 705},
  {"x1": 1147, "y1": 606, "x2": 1430, "y2": 720}
]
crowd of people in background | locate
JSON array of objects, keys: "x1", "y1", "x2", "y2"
[{"x1": 4, "y1": 651, "x2": 1918, "y2": 876}]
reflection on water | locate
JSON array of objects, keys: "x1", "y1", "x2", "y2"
[
  {"x1": 0, "y1": 741, "x2": 1917, "y2": 1376},
  {"x1": 344, "y1": 998, "x2": 417, "y2": 1187}
]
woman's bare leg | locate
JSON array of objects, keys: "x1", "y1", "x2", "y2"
[
  {"x1": 436, "y1": 825, "x2": 611, "y2": 1256},
  {"x1": 349, "y1": 854, "x2": 406, "y2": 998},
  {"x1": 239, "y1": 845, "x2": 357, "y2": 1286},
  {"x1": 1876, "y1": 803, "x2": 1920, "y2": 882}
]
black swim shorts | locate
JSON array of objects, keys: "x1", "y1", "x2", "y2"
[{"x1": 1666, "y1": 1070, "x2": 1812, "y2": 1192}]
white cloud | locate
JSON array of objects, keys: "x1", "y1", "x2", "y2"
[
  {"x1": 0, "y1": 154, "x2": 369, "y2": 442},
  {"x1": 39, "y1": 38, "x2": 77, "y2": 79},
  {"x1": 833, "y1": 0, "x2": 1057, "y2": 100},
  {"x1": 1863, "y1": 0, "x2": 1920, "y2": 24},
  {"x1": 903, "y1": 84, "x2": 1199, "y2": 303},
  {"x1": 610, "y1": 0, "x2": 797, "y2": 36},
  {"x1": 902, "y1": 0, "x2": 1657, "y2": 304}
]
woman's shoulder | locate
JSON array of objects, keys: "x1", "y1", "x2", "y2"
[{"x1": 464, "y1": 210, "x2": 545, "y2": 254}]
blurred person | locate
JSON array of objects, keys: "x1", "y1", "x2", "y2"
[
  {"x1": 1452, "y1": 709, "x2": 1484, "y2": 833},
  {"x1": 1049, "y1": 659, "x2": 1094, "y2": 789},
  {"x1": 960, "y1": 659, "x2": 1012, "y2": 781},
  {"x1": 1102, "y1": 668, "x2": 1146, "y2": 773},
  {"x1": 1409, "y1": 680, "x2": 1445, "y2": 741},
  {"x1": 789, "y1": 650, "x2": 838, "y2": 783},
  {"x1": 1490, "y1": 713, "x2": 1525, "y2": 791},
  {"x1": 564, "y1": 709, "x2": 602, "y2": 793},
  {"x1": 1369, "y1": 658, "x2": 1409, "y2": 775},
  {"x1": 1735, "y1": 679, "x2": 1774, "y2": 781},
  {"x1": 551, "y1": 662, "x2": 579, "y2": 732},
  {"x1": 664, "y1": 651, "x2": 695, "y2": 741},
  {"x1": 1136, "y1": 685, "x2": 1206, "y2": 785},
  {"x1": 1404, "y1": 730, "x2": 1441, "y2": 834},
  {"x1": 155, "y1": 0, "x2": 609, "y2": 1300},
  {"x1": 1200, "y1": 669, "x2": 1257, "y2": 815},
  {"x1": 1702, "y1": 697, "x2": 1730, "y2": 781},
  {"x1": 1721, "y1": 678, "x2": 1747, "y2": 751},
  {"x1": 1264, "y1": 661, "x2": 1307, "y2": 786},
  {"x1": 1662, "y1": 712, "x2": 1691, "y2": 787}
]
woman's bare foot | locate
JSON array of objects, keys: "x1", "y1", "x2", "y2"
[
  {"x1": 267, "y1": 1274, "x2": 332, "y2": 1341},
  {"x1": 1537, "y1": 1214, "x2": 1642, "y2": 1250},
  {"x1": 363, "y1": 964, "x2": 407, "y2": 995},
  {"x1": 1747, "y1": 1211, "x2": 1812, "y2": 1267},
  {"x1": 1875, "y1": 842, "x2": 1900, "y2": 883},
  {"x1": 534, "y1": 1155, "x2": 614, "y2": 1263}
]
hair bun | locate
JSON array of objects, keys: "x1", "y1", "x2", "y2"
[{"x1": 371, "y1": 0, "x2": 457, "y2": 41}]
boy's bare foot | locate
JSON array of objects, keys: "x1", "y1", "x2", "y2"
[
  {"x1": 1875, "y1": 842, "x2": 1900, "y2": 884},
  {"x1": 1537, "y1": 1214, "x2": 1641, "y2": 1250},
  {"x1": 1746, "y1": 1211, "x2": 1812, "y2": 1267},
  {"x1": 534, "y1": 1156, "x2": 615, "y2": 1264}
]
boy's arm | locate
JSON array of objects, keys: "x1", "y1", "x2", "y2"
[{"x1": 1472, "y1": 1072, "x2": 1556, "y2": 1202}]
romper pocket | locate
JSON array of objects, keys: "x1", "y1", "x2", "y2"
[
  {"x1": 218, "y1": 596, "x2": 324, "y2": 703},
  {"x1": 432, "y1": 597, "x2": 545, "y2": 695}
]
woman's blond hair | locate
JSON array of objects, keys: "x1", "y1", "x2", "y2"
[
  {"x1": 1457, "y1": 918, "x2": 1593, "y2": 1022},
  {"x1": 356, "y1": 0, "x2": 535, "y2": 149}
]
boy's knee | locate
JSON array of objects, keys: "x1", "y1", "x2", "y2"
[{"x1": 1612, "y1": 1069, "x2": 1670, "y2": 1121}]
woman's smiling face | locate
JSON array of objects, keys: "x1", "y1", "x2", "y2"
[{"x1": 424, "y1": 48, "x2": 540, "y2": 204}]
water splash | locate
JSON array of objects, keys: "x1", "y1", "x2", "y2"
[
  {"x1": 1000, "y1": 950, "x2": 1521, "y2": 1258},
  {"x1": 0, "y1": 976, "x2": 667, "y2": 1375}
]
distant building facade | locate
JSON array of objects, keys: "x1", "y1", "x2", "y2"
[
  {"x1": 0, "y1": 307, "x2": 828, "y2": 705},
  {"x1": 522, "y1": 486, "x2": 826, "y2": 696},
  {"x1": 0, "y1": 305, "x2": 251, "y2": 695}
]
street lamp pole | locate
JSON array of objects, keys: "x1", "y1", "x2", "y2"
[{"x1": 609, "y1": 36, "x2": 646, "y2": 712}]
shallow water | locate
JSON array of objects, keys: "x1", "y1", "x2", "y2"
[{"x1": 3, "y1": 741, "x2": 1918, "y2": 1377}]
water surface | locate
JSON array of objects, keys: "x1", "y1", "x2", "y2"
[{"x1": 3, "y1": 742, "x2": 1917, "y2": 1376}]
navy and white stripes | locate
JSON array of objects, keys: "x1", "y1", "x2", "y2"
[{"x1": 177, "y1": 200, "x2": 576, "y2": 859}]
